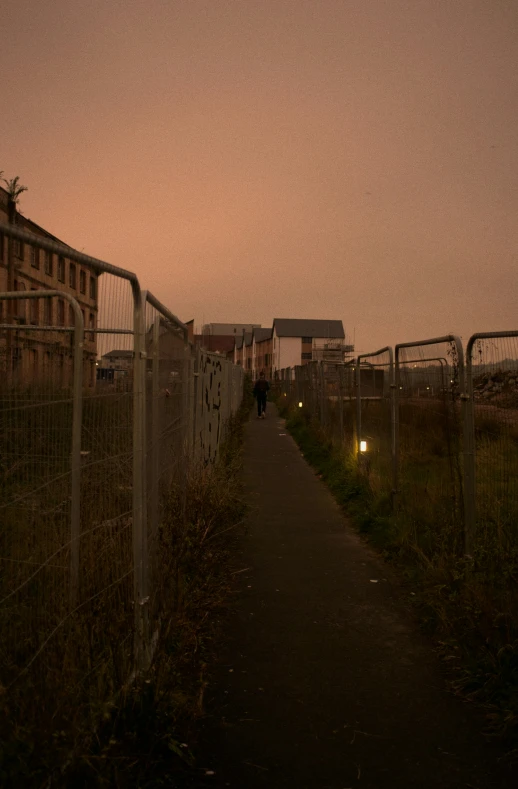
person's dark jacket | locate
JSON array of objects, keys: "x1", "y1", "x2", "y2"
[{"x1": 253, "y1": 378, "x2": 270, "y2": 397}]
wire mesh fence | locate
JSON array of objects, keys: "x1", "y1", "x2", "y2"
[
  {"x1": 275, "y1": 328, "x2": 517, "y2": 563},
  {"x1": 357, "y1": 348, "x2": 395, "y2": 506},
  {"x1": 395, "y1": 336, "x2": 465, "y2": 557},
  {"x1": 0, "y1": 221, "x2": 245, "y2": 762},
  {"x1": 465, "y1": 332, "x2": 518, "y2": 562},
  {"x1": 0, "y1": 292, "x2": 83, "y2": 717}
]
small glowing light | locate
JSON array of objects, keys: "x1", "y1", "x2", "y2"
[
  {"x1": 399, "y1": 386, "x2": 403, "y2": 390},
  {"x1": 426, "y1": 386, "x2": 430, "y2": 390},
  {"x1": 298, "y1": 401, "x2": 303, "y2": 408},
  {"x1": 360, "y1": 440, "x2": 367, "y2": 453},
  {"x1": 283, "y1": 393, "x2": 287, "y2": 396}
]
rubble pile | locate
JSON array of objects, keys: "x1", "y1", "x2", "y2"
[{"x1": 473, "y1": 369, "x2": 518, "y2": 404}]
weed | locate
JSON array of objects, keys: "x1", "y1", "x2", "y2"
[{"x1": 0, "y1": 392, "x2": 251, "y2": 786}]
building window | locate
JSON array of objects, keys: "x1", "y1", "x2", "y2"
[
  {"x1": 69, "y1": 262, "x2": 76, "y2": 289},
  {"x1": 0, "y1": 232, "x2": 4, "y2": 263},
  {"x1": 30, "y1": 349, "x2": 38, "y2": 376},
  {"x1": 301, "y1": 352, "x2": 312, "y2": 360},
  {"x1": 89, "y1": 276, "x2": 96, "y2": 300},
  {"x1": 57, "y1": 299, "x2": 65, "y2": 326},
  {"x1": 44, "y1": 251, "x2": 53, "y2": 276},
  {"x1": 89, "y1": 312, "x2": 95, "y2": 341},
  {"x1": 15, "y1": 239, "x2": 24, "y2": 260},
  {"x1": 30, "y1": 289, "x2": 39, "y2": 324},
  {"x1": 301, "y1": 336, "x2": 312, "y2": 344},
  {"x1": 57, "y1": 256, "x2": 66, "y2": 282},
  {"x1": 79, "y1": 269, "x2": 86, "y2": 293},
  {"x1": 16, "y1": 281, "x2": 27, "y2": 321},
  {"x1": 30, "y1": 246, "x2": 40, "y2": 269},
  {"x1": 69, "y1": 304, "x2": 75, "y2": 326},
  {"x1": 44, "y1": 297, "x2": 52, "y2": 325}
]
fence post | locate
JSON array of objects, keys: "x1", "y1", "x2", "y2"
[
  {"x1": 388, "y1": 349, "x2": 397, "y2": 511},
  {"x1": 338, "y1": 364, "x2": 344, "y2": 444},
  {"x1": 462, "y1": 341, "x2": 476, "y2": 558},
  {"x1": 319, "y1": 362, "x2": 326, "y2": 428},
  {"x1": 69, "y1": 299, "x2": 84, "y2": 609},
  {"x1": 132, "y1": 286, "x2": 149, "y2": 672},
  {"x1": 355, "y1": 357, "x2": 361, "y2": 459},
  {"x1": 149, "y1": 316, "x2": 160, "y2": 552}
]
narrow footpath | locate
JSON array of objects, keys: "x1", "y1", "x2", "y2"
[{"x1": 193, "y1": 408, "x2": 516, "y2": 788}]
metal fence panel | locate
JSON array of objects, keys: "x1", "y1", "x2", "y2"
[
  {"x1": 0, "y1": 291, "x2": 83, "y2": 718},
  {"x1": 395, "y1": 336, "x2": 465, "y2": 556},
  {"x1": 356, "y1": 348, "x2": 395, "y2": 504},
  {"x1": 465, "y1": 332, "x2": 518, "y2": 559}
]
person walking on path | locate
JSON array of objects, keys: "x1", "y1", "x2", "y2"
[{"x1": 253, "y1": 371, "x2": 270, "y2": 418}]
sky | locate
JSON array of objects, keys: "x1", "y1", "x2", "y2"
[{"x1": 1, "y1": 0, "x2": 517, "y2": 352}]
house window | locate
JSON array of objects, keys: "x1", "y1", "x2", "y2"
[
  {"x1": 30, "y1": 289, "x2": 39, "y2": 324},
  {"x1": 89, "y1": 276, "x2": 96, "y2": 300},
  {"x1": 0, "y1": 232, "x2": 4, "y2": 262},
  {"x1": 57, "y1": 299, "x2": 65, "y2": 325},
  {"x1": 301, "y1": 337, "x2": 312, "y2": 344},
  {"x1": 15, "y1": 239, "x2": 24, "y2": 260},
  {"x1": 89, "y1": 312, "x2": 95, "y2": 341},
  {"x1": 30, "y1": 246, "x2": 40, "y2": 269},
  {"x1": 44, "y1": 297, "x2": 52, "y2": 325},
  {"x1": 301, "y1": 352, "x2": 312, "y2": 360},
  {"x1": 12, "y1": 281, "x2": 18, "y2": 317},
  {"x1": 57, "y1": 256, "x2": 66, "y2": 282},
  {"x1": 79, "y1": 269, "x2": 86, "y2": 294},
  {"x1": 69, "y1": 262, "x2": 76, "y2": 289},
  {"x1": 69, "y1": 304, "x2": 75, "y2": 326},
  {"x1": 44, "y1": 251, "x2": 53, "y2": 276},
  {"x1": 16, "y1": 281, "x2": 27, "y2": 321},
  {"x1": 30, "y1": 349, "x2": 38, "y2": 375}
]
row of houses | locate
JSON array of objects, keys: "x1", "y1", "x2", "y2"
[{"x1": 232, "y1": 319, "x2": 354, "y2": 379}]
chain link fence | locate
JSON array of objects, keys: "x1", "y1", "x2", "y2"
[{"x1": 0, "y1": 221, "x2": 244, "y2": 759}]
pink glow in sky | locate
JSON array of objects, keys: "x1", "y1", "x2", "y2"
[{"x1": 1, "y1": 0, "x2": 517, "y2": 351}]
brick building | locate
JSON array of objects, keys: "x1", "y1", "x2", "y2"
[{"x1": 0, "y1": 185, "x2": 98, "y2": 387}]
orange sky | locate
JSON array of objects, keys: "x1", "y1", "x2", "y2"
[{"x1": 1, "y1": 0, "x2": 517, "y2": 352}]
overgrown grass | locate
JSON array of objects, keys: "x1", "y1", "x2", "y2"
[
  {"x1": 0, "y1": 388, "x2": 252, "y2": 787},
  {"x1": 279, "y1": 400, "x2": 518, "y2": 752}
]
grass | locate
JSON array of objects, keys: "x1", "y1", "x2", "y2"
[
  {"x1": 0, "y1": 384, "x2": 252, "y2": 787},
  {"x1": 278, "y1": 397, "x2": 518, "y2": 752}
]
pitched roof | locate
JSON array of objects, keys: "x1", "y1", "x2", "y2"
[
  {"x1": 253, "y1": 328, "x2": 272, "y2": 343},
  {"x1": 102, "y1": 349, "x2": 134, "y2": 359},
  {"x1": 273, "y1": 319, "x2": 345, "y2": 339},
  {"x1": 244, "y1": 332, "x2": 253, "y2": 347},
  {"x1": 235, "y1": 336, "x2": 244, "y2": 350}
]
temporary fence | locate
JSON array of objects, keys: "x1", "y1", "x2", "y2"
[
  {"x1": 0, "y1": 221, "x2": 244, "y2": 755},
  {"x1": 275, "y1": 330, "x2": 518, "y2": 560},
  {"x1": 465, "y1": 331, "x2": 518, "y2": 560}
]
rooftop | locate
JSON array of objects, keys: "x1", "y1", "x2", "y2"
[{"x1": 273, "y1": 319, "x2": 345, "y2": 339}]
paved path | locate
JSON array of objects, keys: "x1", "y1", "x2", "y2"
[{"x1": 194, "y1": 408, "x2": 516, "y2": 788}]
